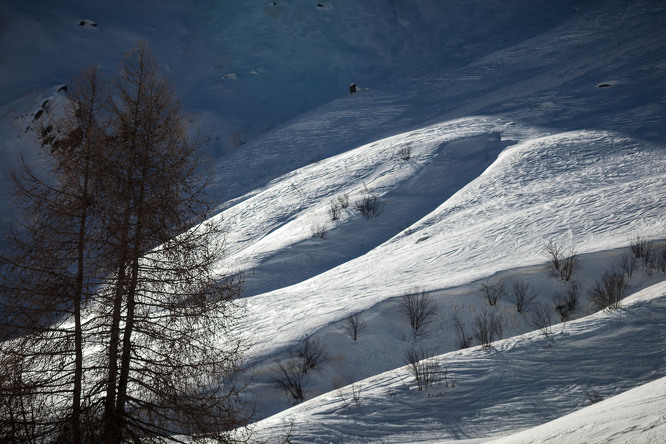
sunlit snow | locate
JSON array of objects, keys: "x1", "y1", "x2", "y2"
[{"x1": 1, "y1": 0, "x2": 665, "y2": 442}]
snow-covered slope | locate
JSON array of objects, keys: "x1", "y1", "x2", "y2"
[
  {"x1": 2, "y1": 0, "x2": 666, "y2": 442},
  {"x1": 251, "y1": 282, "x2": 666, "y2": 442},
  {"x1": 491, "y1": 375, "x2": 666, "y2": 444}
]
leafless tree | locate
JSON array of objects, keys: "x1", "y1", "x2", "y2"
[
  {"x1": 630, "y1": 234, "x2": 654, "y2": 268},
  {"x1": 399, "y1": 289, "x2": 438, "y2": 336},
  {"x1": 0, "y1": 45, "x2": 251, "y2": 443},
  {"x1": 554, "y1": 280, "x2": 580, "y2": 321},
  {"x1": 619, "y1": 251, "x2": 637, "y2": 278},
  {"x1": 544, "y1": 239, "x2": 578, "y2": 281},
  {"x1": 273, "y1": 359, "x2": 308, "y2": 403},
  {"x1": 590, "y1": 269, "x2": 627, "y2": 311},
  {"x1": 472, "y1": 310, "x2": 506, "y2": 349},
  {"x1": 404, "y1": 347, "x2": 439, "y2": 391},
  {"x1": 293, "y1": 336, "x2": 328, "y2": 374},
  {"x1": 531, "y1": 304, "x2": 553, "y2": 337},
  {"x1": 345, "y1": 312, "x2": 365, "y2": 341},
  {"x1": 511, "y1": 280, "x2": 537, "y2": 314},
  {"x1": 481, "y1": 280, "x2": 504, "y2": 306},
  {"x1": 452, "y1": 314, "x2": 472, "y2": 349},
  {"x1": 657, "y1": 244, "x2": 666, "y2": 274},
  {"x1": 0, "y1": 65, "x2": 109, "y2": 443}
]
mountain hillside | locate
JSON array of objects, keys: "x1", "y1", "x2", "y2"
[{"x1": 1, "y1": 0, "x2": 665, "y2": 442}]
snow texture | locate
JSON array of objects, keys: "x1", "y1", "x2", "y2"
[{"x1": 1, "y1": 0, "x2": 666, "y2": 442}]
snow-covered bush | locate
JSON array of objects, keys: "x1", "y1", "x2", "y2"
[
  {"x1": 311, "y1": 223, "x2": 327, "y2": 239},
  {"x1": 328, "y1": 200, "x2": 340, "y2": 221},
  {"x1": 397, "y1": 145, "x2": 412, "y2": 160},
  {"x1": 336, "y1": 193, "x2": 349, "y2": 209}
]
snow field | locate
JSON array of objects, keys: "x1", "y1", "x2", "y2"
[
  {"x1": 251, "y1": 279, "x2": 666, "y2": 442},
  {"x1": 2, "y1": 0, "x2": 666, "y2": 441},
  {"x1": 212, "y1": 112, "x2": 666, "y2": 435}
]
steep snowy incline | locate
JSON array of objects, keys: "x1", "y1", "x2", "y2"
[
  {"x1": 222, "y1": 125, "x2": 665, "y2": 360},
  {"x1": 251, "y1": 281, "x2": 666, "y2": 443},
  {"x1": 214, "y1": 117, "x2": 516, "y2": 297}
]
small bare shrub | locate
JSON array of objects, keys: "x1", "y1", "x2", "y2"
[
  {"x1": 630, "y1": 234, "x2": 653, "y2": 261},
  {"x1": 337, "y1": 193, "x2": 349, "y2": 209},
  {"x1": 295, "y1": 336, "x2": 329, "y2": 373},
  {"x1": 560, "y1": 249, "x2": 579, "y2": 281},
  {"x1": 335, "y1": 373, "x2": 364, "y2": 409},
  {"x1": 397, "y1": 145, "x2": 412, "y2": 161},
  {"x1": 472, "y1": 310, "x2": 506, "y2": 349},
  {"x1": 555, "y1": 280, "x2": 579, "y2": 321},
  {"x1": 345, "y1": 312, "x2": 365, "y2": 341},
  {"x1": 404, "y1": 346, "x2": 440, "y2": 391},
  {"x1": 531, "y1": 304, "x2": 553, "y2": 337},
  {"x1": 657, "y1": 244, "x2": 666, "y2": 274},
  {"x1": 631, "y1": 234, "x2": 657, "y2": 272},
  {"x1": 583, "y1": 388, "x2": 603, "y2": 404},
  {"x1": 544, "y1": 240, "x2": 578, "y2": 281},
  {"x1": 273, "y1": 359, "x2": 308, "y2": 403},
  {"x1": 544, "y1": 239, "x2": 563, "y2": 274},
  {"x1": 511, "y1": 280, "x2": 537, "y2": 314},
  {"x1": 311, "y1": 223, "x2": 327, "y2": 239},
  {"x1": 355, "y1": 194, "x2": 384, "y2": 219},
  {"x1": 399, "y1": 290, "x2": 438, "y2": 336},
  {"x1": 619, "y1": 251, "x2": 637, "y2": 278},
  {"x1": 328, "y1": 200, "x2": 340, "y2": 221},
  {"x1": 481, "y1": 280, "x2": 504, "y2": 306},
  {"x1": 590, "y1": 269, "x2": 627, "y2": 311},
  {"x1": 453, "y1": 314, "x2": 472, "y2": 349}
]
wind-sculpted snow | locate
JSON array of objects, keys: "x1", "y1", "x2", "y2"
[
  {"x1": 216, "y1": 116, "x2": 514, "y2": 296},
  {"x1": 223, "y1": 124, "x2": 665, "y2": 360},
  {"x1": 2, "y1": 0, "x2": 666, "y2": 441},
  {"x1": 252, "y1": 282, "x2": 666, "y2": 442},
  {"x1": 490, "y1": 376, "x2": 666, "y2": 444}
]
